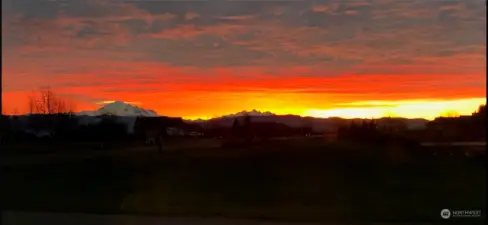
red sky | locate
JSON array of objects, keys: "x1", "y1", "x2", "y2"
[{"x1": 2, "y1": 0, "x2": 486, "y2": 120}]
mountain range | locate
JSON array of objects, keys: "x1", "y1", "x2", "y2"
[
  {"x1": 223, "y1": 109, "x2": 275, "y2": 118},
  {"x1": 76, "y1": 101, "x2": 427, "y2": 131},
  {"x1": 200, "y1": 114, "x2": 428, "y2": 131}
]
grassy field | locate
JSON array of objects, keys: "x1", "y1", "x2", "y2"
[{"x1": 2, "y1": 138, "x2": 485, "y2": 224}]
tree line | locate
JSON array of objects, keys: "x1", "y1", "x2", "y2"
[
  {"x1": 0, "y1": 88, "x2": 130, "y2": 145},
  {"x1": 336, "y1": 104, "x2": 487, "y2": 144}
]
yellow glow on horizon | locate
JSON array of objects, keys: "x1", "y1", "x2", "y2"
[
  {"x1": 96, "y1": 100, "x2": 142, "y2": 105},
  {"x1": 304, "y1": 98, "x2": 486, "y2": 120},
  {"x1": 182, "y1": 98, "x2": 486, "y2": 120},
  {"x1": 181, "y1": 98, "x2": 485, "y2": 120},
  {"x1": 183, "y1": 116, "x2": 212, "y2": 121}
]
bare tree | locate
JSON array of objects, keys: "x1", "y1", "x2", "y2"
[
  {"x1": 68, "y1": 100, "x2": 76, "y2": 114},
  {"x1": 27, "y1": 94, "x2": 37, "y2": 114},
  {"x1": 39, "y1": 88, "x2": 56, "y2": 114},
  {"x1": 27, "y1": 87, "x2": 76, "y2": 115},
  {"x1": 25, "y1": 88, "x2": 78, "y2": 138}
]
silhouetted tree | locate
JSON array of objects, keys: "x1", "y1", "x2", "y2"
[
  {"x1": 232, "y1": 118, "x2": 240, "y2": 130},
  {"x1": 26, "y1": 88, "x2": 76, "y2": 115},
  {"x1": 24, "y1": 88, "x2": 77, "y2": 138},
  {"x1": 472, "y1": 104, "x2": 486, "y2": 118},
  {"x1": 27, "y1": 94, "x2": 36, "y2": 114},
  {"x1": 424, "y1": 105, "x2": 488, "y2": 142},
  {"x1": 230, "y1": 117, "x2": 242, "y2": 140},
  {"x1": 242, "y1": 114, "x2": 253, "y2": 143},
  {"x1": 338, "y1": 120, "x2": 384, "y2": 144},
  {"x1": 243, "y1": 114, "x2": 251, "y2": 127}
]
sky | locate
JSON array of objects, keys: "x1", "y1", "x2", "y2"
[{"x1": 1, "y1": 0, "x2": 486, "y2": 120}]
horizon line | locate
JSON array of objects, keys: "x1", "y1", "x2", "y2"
[
  {"x1": 3, "y1": 98, "x2": 485, "y2": 121},
  {"x1": 1, "y1": 111, "x2": 458, "y2": 122}
]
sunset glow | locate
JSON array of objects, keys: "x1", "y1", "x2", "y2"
[
  {"x1": 2, "y1": 0, "x2": 486, "y2": 119},
  {"x1": 304, "y1": 98, "x2": 487, "y2": 120}
]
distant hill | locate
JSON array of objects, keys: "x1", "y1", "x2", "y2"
[
  {"x1": 9, "y1": 105, "x2": 428, "y2": 135},
  {"x1": 188, "y1": 110, "x2": 428, "y2": 132}
]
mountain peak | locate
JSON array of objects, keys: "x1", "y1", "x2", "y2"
[
  {"x1": 224, "y1": 110, "x2": 275, "y2": 118},
  {"x1": 109, "y1": 100, "x2": 127, "y2": 105},
  {"x1": 77, "y1": 101, "x2": 159, "y2": 117}
]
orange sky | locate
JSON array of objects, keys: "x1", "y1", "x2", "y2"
[{"x1": 2, "y1": 0, "x2": 486, "y2": 120}]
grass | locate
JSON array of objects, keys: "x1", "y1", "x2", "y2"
[{"x1": 1, "y1": 139, "x2": 485, "y2": 224}]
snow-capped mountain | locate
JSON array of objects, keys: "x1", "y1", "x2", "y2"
[
  {"x1": 77, "y1": 101, "x2": 159, "y2": 117},
  {"x1": 223, "y1": 109, "x2": 275, "y2": 118}
]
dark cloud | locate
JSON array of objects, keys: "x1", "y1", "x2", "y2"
[
  {"x1": 75, "y1": 26, "x2": 111, "y2": 38},
  {"x1": 127, "y1": 35, "x2": 273, "y2": 67},
  {"x1": 3, "y1": 0, "x2": 129, "y2": 19},
  {"x1": 4, "y1": 0, "x2": 61, "y2": 19},
  {"x1": 2, "y1": 0, "x2": 485, "y2": 69},
  {"x1": 116, "y1": 18, "x2": 150, "y2": 36},
  {"x1": 132, "y1": 0, "x2": 307, "y2": 18}
]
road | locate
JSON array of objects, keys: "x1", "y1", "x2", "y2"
[{"x1": 2, "y1": 211, "x2": 326, "y2": 225}]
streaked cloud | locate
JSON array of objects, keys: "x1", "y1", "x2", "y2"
[{"x1": 2, "y1": 0, "x2": 486, "y2": 118}]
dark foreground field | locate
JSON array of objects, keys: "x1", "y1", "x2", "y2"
[{"x1": 1, "y1": 139, "x2": 485, "y2": 224}]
